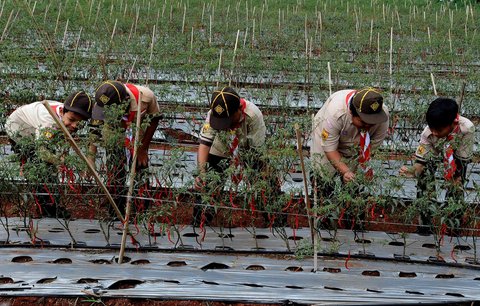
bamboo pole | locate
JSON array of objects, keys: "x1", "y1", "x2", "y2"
[
  {"x1": 0, "y1": 9, "x2": 13, "y2": 42},
  {"x1": 427, "y1": 26, "x2": 431, "y2": 46},
  {"x1": 458, "y1": 81, "x2": 466, "y2": 112},
  {"x1": 312, "y1": 113, "x2": 318, "y2": 273},
  {"x1": 118, "y1": 92, "x2": 143, "y2": 264},
  {"x1": 294, "y1": 124, "x2": 314, "y2": 245},
  {"x1": 430, "y1": 72, "x2": 437, "y2": 96},
  {"x1": 61, "y1": 19, "x2": 69, "y2": 48},
  {"x1": 181, "y1": 4, "x2": 186, "y2": 33},
  {"x1": 327, "y1": 61, "x2": 332, "y2": 96},
  {"x1": 216, "y1": 48, "x2": 222, "y2": 87},
  {"x1": 41, "y1": 101, "x2": 125, "y2": 223},
  {"x1": 229, "y1": 30, "x2": 240, "y2": 86},
  {"x1": 149, "y1": 25, "x2": 156, "y2": 63},
  {"x1": 110, "y1": 19, "x2": 117, "y2": 44}
]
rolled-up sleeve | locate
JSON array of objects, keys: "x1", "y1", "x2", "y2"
[
  {"x1": 415, "y1": 127, "x2": 433, "y2": 164},
  {"x1": 199, "y1": 111, "x2": 217, "y2": 147}
]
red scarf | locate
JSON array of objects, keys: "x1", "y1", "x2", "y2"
[
  {"x1": 123, "y1": 84, "x2": 142, "y2": 163},
  {"x1": 443, "y1": 116, "x2": 460, "y2": 181},
  {"x1": 346, "y1": 90, "x2": 373, "y2": 178},
  {"x1": 359, "y1": 130, "x2": 373, "y2": 178},
  {"x1": 229, "y1": 99, "x2": 247, "y2": 184}
]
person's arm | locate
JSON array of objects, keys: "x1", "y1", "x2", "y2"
[
  {"x1": 194, "y1": 144, "x2": 211, "y2": 190},
  {"x1": 399, "y1": 126, "x2": 431, "y2": 178},
  {"x1": 399, "y1": 163, "x2": 425, "y2": 178},
  {"x1": 324, "y1": 150, "x2": 355, "y2": 182},
  {"x1": 137, "y1": 116, "x2": 160, "y2": 168},
  {"x1": 87, "y1": 143, "x2": 98, "y2": 169}
]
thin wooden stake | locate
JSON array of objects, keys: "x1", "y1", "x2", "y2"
[
  {"x1": 294, "y1": 124, "x2": 314, "y2": 246},
  {"x1": 327, "y1": 61, "x2": 332, "y2": 96},
  {"x1": 430, "y1": 72, "x2": 437, "y2": 96},
  {"x1": 389, "y1": 27, "x2": 393, "y2": 76},
  {"x1": 0, "y1": 9, "x2": 13, "y2": 42},
  {"x1": 41, "y1": 101, "x2": 125, "y2": 223},
  {"x1": 427, "y1": 26, "x2": 431, "y2": 45},
  {"x1": 149, "y1": 25, "x2": 156, "y2": 63},
  {"x1": 61, "y1": 19, "x2": 69, "y2": 48},
  {"x1": 110, "y1": 18, "x2": 117, "y2": 44},
  {"x1": 216, "y1": 48, "x2": 222, "y2": 87},
  {"x1": 118, "y1": 92, "x2": 143, "y2": 264},
  {"x1": 181, "y1": 4, "x2": 186, "y2": 33}
]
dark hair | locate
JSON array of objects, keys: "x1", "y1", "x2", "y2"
[
  {"x1": 426, "y1": 97, "x2": 458, "y2": 130},
  {"x1": 349, "y1": 100, "x2": 359, "y2": 117}
]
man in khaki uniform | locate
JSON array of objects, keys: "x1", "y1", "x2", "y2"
[
  {"x1": 194, "y1": 86, "x2": 268, "y2": 226},
  {"x1": 399, "y1": 97, "x2": 475, "y2": 234},
  {"x1": 89, "y1": 80, "x2": 161, "y2": 216},
  {"x1": 311, "y1": 88, "x2": 389, "y2": 182}
]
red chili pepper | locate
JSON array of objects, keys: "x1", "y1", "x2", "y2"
[
  {"x1": 42, "y1": 183, "x2": 55, "y2": 206},
  {"x1": 338, "y1": 208, "x2": 346, "y2": 227},
  {"x1": 450, "y1": 247, "x2": 457, "y2": 263},
  {"x1": 345, "y1": 250, "x2": 351, "y2": 270},
  {"x1": 32, "y1": 192, "x2": 43, "y2": 215},
  {"x1": 166, "y1": 228, "x2": 173, "y2": 244},
  {"x1": 370, "y1": 204, "x2": 376, "y2": 219},
  {"x1": 282, "y1": 195, "x2": 294, "y2": 212}
]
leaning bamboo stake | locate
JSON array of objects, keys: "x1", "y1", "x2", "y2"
[
  {"x1": 118, "y1": 92, "x2": 143, "y2": 264},
  {"x1": 181, "y1": 4, "x2": 186, "y2": 33},
  {"x1": 427, "y1": 26, "x2": 431, "y2": 46},
  {"x1": 41, "y1": 101, "x2": 125, "y2": 223},
  {"x1": 294, "y1": 124, "x2": 314, "y2": 245},
  {"x1": 0, "y1": 9, "x2": 13, "y2": 42},
  {"x1": 216, "y1": 48, "x2": 222, "y2": 87},
  {"x1": 389, "y1": 27, "x2": 393, "y2": 77},
  {"x1": 229, "y1": 30, "x2": 240, "y2": 86},
  {"x1": 327, "y1": 61, "x2": 332, "y2": 96},
  {"x1": 430, "y1": 72, "x2": 437, "y2": 96},
  {"x1": 61, "y1": 19, "x2": 69, "y2": 48},
  {"x1": 110, "y1": 18, "x2": 117, "y2": 44},
  {"x1": 458, "y1": 81, "x2": 466, "y2": 111},
  {"x1": 149, "y1": 25, "x2": 156, "y2": 63},
  {"x1": 311, "y1": 114, "x2": 318, "y2": 273}
]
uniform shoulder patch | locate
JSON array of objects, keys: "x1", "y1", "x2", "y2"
[
  {"x1": 202, "y1": 123, "x2": 210, "y2": 132},
  {"x1": 43, "y1": 130, "x2": 54, "y2": 139},
  {"x1": 322, "y1": 128, "x2": 329, "y2": 140},
  {"x1": 416, "y1": 144, "x2": 426, "y2": 156}
]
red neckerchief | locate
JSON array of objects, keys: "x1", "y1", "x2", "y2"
[
  {"x1": 51, "y1": 105, "x2": 63, "y2": 119},
  {"x1": 229, "y1": 98, "x2": 247, "y2": 184},
  {"x1": 359, "y1": 129, "x2": 373, "y2": 178},
  {"x1": 345, "y1": 90, "x2": 373, "y2": 178},
  {"x1": 444, "y1": 115, "x2": 460, "y2": 181},
  {"x1": 124, "y1": 84, "x2": 140, "y2": 162}
]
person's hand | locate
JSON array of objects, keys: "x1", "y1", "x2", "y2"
[
  {"x1": 194, "y1": 176, "x2": 205, "y2": 190},
  {"x1": 399, "y1": 165, "x2": 415, "y2": 178},
  {"x1": 136, "y1": 147, "x2": 149, "y2": 169},
  {"x1": 342, "y1": 171, "x2": 355, "y2": 183}
]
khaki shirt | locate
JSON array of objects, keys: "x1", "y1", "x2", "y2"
[
  {"x1": 311, "y1": 90, "x2": 389, "y2": 177},
  {"x1": 415, "y1": 115, "x2": 475, "y2": 163},
  {"x1": 199, "y1": 99, "x2": 266, "y2": 158},
  {"x1": 125, "y1": 84, "x2": 160, "y2": 118},
  {"x1": 6, "y1": 101, "x2": 63, "y2": 142}
]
